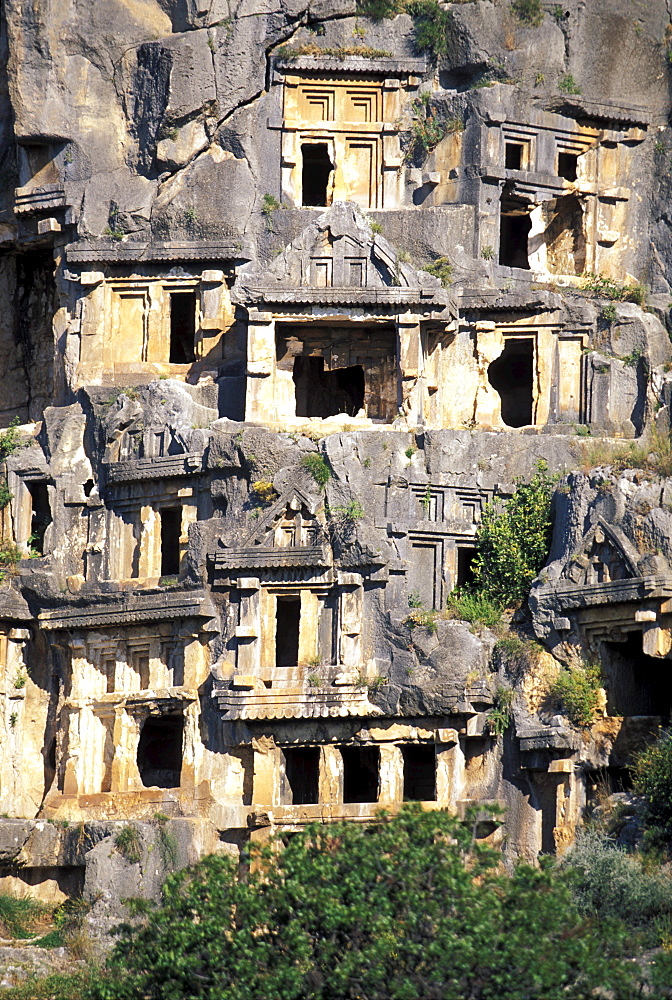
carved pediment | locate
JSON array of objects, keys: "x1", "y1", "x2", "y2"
[
  {"x1": 232, "y1": 202, "x2": 452, "y2": 312},
  {"x1": 564, "y1": 520, "x2": 639, "y2": 586},
  {"x1": 215, "y1": 484, "x2": 331, "y2": 572}
]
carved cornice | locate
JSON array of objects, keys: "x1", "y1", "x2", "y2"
[
  {"x1": 104, "y1": 453, "x2": 206, "y2": 484},
  {"x1": 38, "y1": 590, "x2": 216, "y2": 630}
]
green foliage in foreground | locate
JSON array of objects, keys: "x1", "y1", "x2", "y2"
[
  {"x1": 634, "y1": 727, "x2": 672, "y2": 844},
  {"x1": 0, "y1": 971, "x2": 99, "y2": 999},
  {"x1": 0, "y1": 893, "x2": 49, "y2": 938},
  {"x1": 471, "y1": 461, "x2": 555, "y2": 606},
  {"x1": 445, "y1": 589, "x2": 502, "y2": 627},
  {"x1": 84, "y1": 805, "x2": 642, "y2": 1000}
]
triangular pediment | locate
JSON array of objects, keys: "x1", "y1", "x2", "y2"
[
  {"x1": 564, "y1": 519, "x2": 640, "y2": 585},
  {"x1": 243, "y1": 484, "x2": 327, "y2": 550},
  {"x1": 233, "y1": 202, "x2": 450, "y2": 301}
]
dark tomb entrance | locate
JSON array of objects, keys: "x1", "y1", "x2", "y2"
[
  {"x1": 137, "y1": 715, "x2": 184, "y2": 788},
  {"x1": 456, "y1": 546, "x2": 477, "y2": 588},
  {"x1": 499, "y1": 188, "x2": 531, "y2": 268},
  {"x1": 302, "y1": 144, "x2": 332, "y2": 207},
  {"x1": 276, "y1": 595, "x2": 301, "y2": 667},
  {"x1": 169, "y1": 292, "x2": 196, "y2": 364},
  {"x1": 488, "y1": 337, "x2": 534, "y2": 427},
  {"x1": 293, "y1": 356, "x2": 365, "y2": 418},
  {"x1": 402, "y1": 744, "x2": 436, "y2": 801},
  {"x1": 284, "y1": 746, "x2": 320, "y2": 804},
  {"x1": 26, "y1": 480, "x2": 52, "y2": 554},
  {"x1": 557, "y1": 152, "x2": 578, "y2": 181},
  {"x1": 160, "y1": 507, "x2": 182, "y2": 577},
  {"x1": 505, "y1": 142, "x2": 523, "y2": 169},
  {"x1": 602, "y1": 633, "x2": 672, "y2": 719},
  {"x1": 342, "y1": 746, "x2": 380, "y2": 803}
]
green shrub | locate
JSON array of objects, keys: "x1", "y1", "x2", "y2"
[
  {"x1": 562, "y1": 829, "x2": 672, "y2": 930},
  {"x1": 486, "y1": 687, "x2": 514, "y2": 736},
  {"x1": 445, "y1": 590, "x2": 502, "y2": 628},
  {"x1": 356, "y1": 0, "x2": 402, "y2": 18},
  {"x1": 558, "y1": 73, "x2": 581, "y2": 94},
  {"x1": 511, "y1": 0, "x2": 543, "y2": 27},
  {"x1": 633, "y1": 729, "x2": 672, "y2": 841},
  {"x1": 549, "y1": 661, "x2": 602, "y2": 727},
  {"x1": 471, "y1": 461, "x2": 555, "y2": 606},
  {"x1": 300, "y1": 453, "x2": 332, "y2": 488},
  {"x1": 83, "y1": 805, "x2": 640, "y2": 1000},
  {"x1": 420, "y1": 255, "x2": 453, "y2": 287},
  {"x1": 0, "y1": 970, "x2": 103, "y2": 998},
  {"x1": 405, "y1": 0, "x2": 451, "y2": 57},
  {"x1": 600, "y1": 303, "x2": 617, "y2": 323},
  {"x1": 114, "y1": 825, "x2": 143, "y2": 865}
]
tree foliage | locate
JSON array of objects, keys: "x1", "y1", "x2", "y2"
[
  {"x1": 85, "y1": 805, "x2": 639, "y2": 1000},
  {"x1": 471, "y1": 461, "x2": 555, "y2": 606},
  {"x1": 633, "y1": 728, "x2": 672, "y2": 844}
]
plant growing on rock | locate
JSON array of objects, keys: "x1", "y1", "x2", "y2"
[
  {"x1": 486, "y1": 686, "x2": 514, "y2": 736},
  {"x1": 115, "y1": 824, "x2": 143, "y2": 865},
  {"x1": 471, "y1": 460, "x2": 556, "y2": 607},
  {"x1": 301, "y1": 453, "x2": 332, "y2": 488},
  {"x1": 549, "y1": 660, "x2": 602, "y2": 728},
  {"x1": 512, "y1": 0, "x2": 543, "y2": 27}
]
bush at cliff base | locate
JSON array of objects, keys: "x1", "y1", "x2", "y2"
[{"x1": 83, "y1": 804, "x2": 647, "y2": 1000}]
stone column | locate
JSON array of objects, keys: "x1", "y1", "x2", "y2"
[
  {"x1": 246, "y1": 311, "x2": 276, "y2": 422},
  {"x1": 379, "y1": 744, "x2": 404, "y2": 804}
]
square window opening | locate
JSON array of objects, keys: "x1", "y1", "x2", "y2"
[
  {"x1": 342, "y1": 746, "x2": 380, "y2": 803},
  {"x1": 401, "y1": 744, "x2": 436, "y2": 801},
  {"x1": 505, "y1": 142, "x2": 523, "y2": 170},
  {"x1": 169, "y1": 292, "x2": 196, "y2": 364},
  {"x1": 293, "y1": 356, "x2": 365, "y2": 418},
  {"x1": 284, "y1": 746, "x2": 320, "y2": 804}
]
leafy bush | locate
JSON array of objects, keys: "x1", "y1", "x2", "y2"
[
  {"x1": 420, "y1": 255, "x2": 453, "y2": 287},
  {"x1": 511, "y1": 0, "x2": 543, "y2": 27},
  {"x1": 405, "y1": 0, "x2": 451, "y2": 56},
  {"x1": 300, "y1": 453, "x2": 332, "y2": 488},
  {"x1": 562, "y1": 829, "x2": 672, "y2": 929},
  {"x1": 633, "y1": 729, "x2": 672, "y2": 842},
  {"x1": 84, "y1": 805, "x2": 640, "y2": 1000},
  {"x1": 549, "y1": 661, "x2": 602, "y2": 727},
  {"x1": 471, "y1": 461, "x2": 555, "y2": 606},
  {"x1": 0, "y1": 970, "x2": 103, "y2": 999},
  {"x1": 445, "y1": 590, "x2": 502, "y2": 627}
]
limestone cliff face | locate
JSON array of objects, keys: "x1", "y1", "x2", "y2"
[{"x1": 0, "y1": 0, "x2": 670, "y2": 917}]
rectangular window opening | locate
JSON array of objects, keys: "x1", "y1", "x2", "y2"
[
  {"x1": 456, "y1": 546, "x2": 477, "y2": 589},
  {"x1": 557, "y1": 152, "x2": 578, "y2": 182},
  {"x1": 284, "y1": 746, "x2": 320, "y2": 804},
  {"x1": 26, "y1": 480, "x2": 52, "y2": 555},
  {"x1": 499, "y1": 210, "x2": 531, "y2": 269},
  {"x1": 342, "y1": 746, "x2": 380, "y2": 803},
  {"x1": 488, "y1": 337, "x2": 534, "y2": 427},
  {"x1": 276, "y1": 595, "x2": 301, "y2": 667},
  {"x1": 301, "y1": 143, "x2": 332, "y2": 207},
  {"x1": 401, "y1": 744, "x2": 436, "y2": 801},
  {"x1": 169, "y1": 292, "x2": 196, "y2": 364},
  {"x1": 160, "y1": 507, "x2": 182, "y2": 577},
  {"x1": 505, "y1": 142, "x2": 523, "y2": 170}
]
